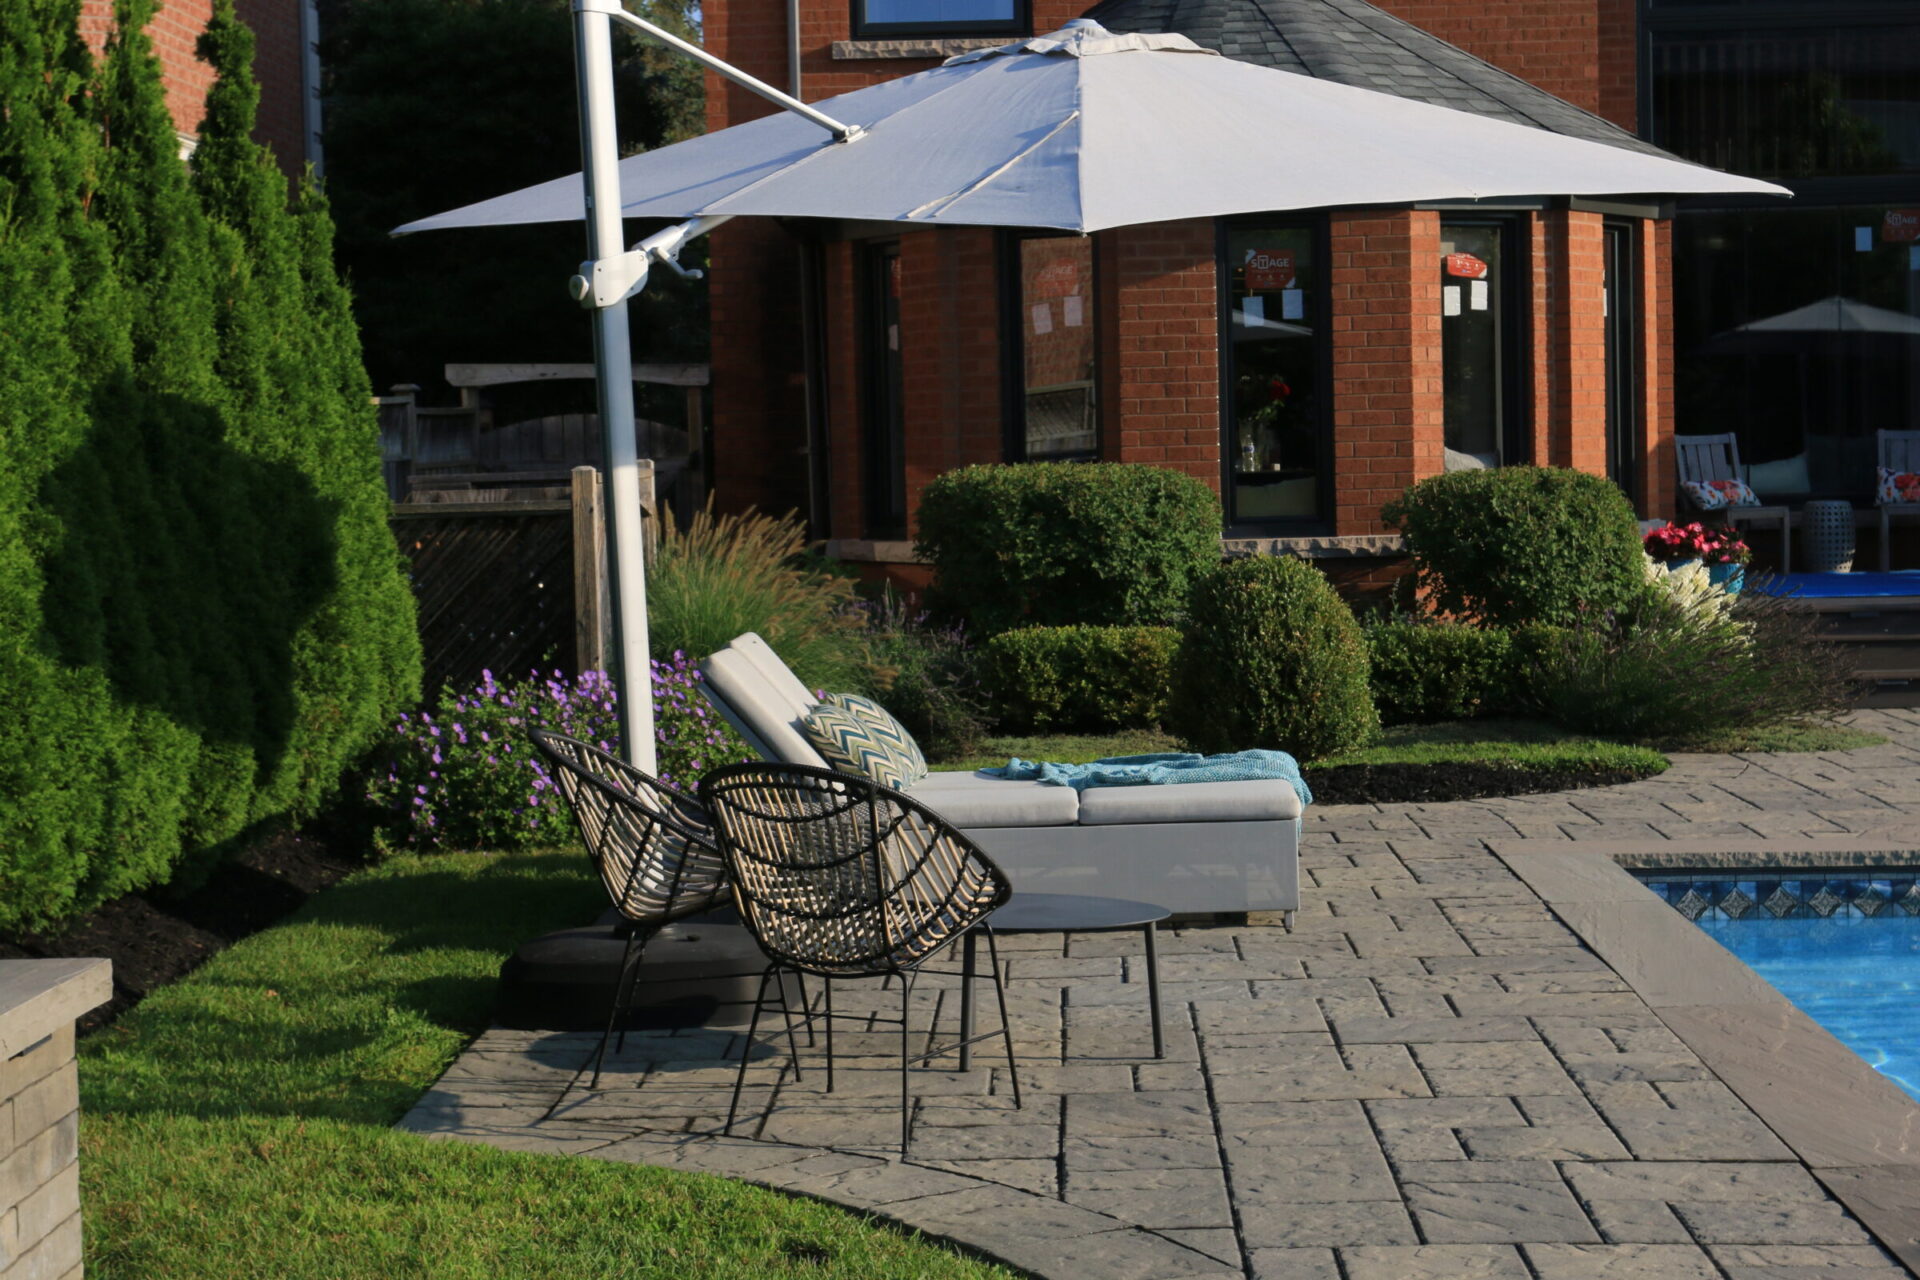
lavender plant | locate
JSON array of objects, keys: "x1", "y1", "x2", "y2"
[{"x1": 367, "y1": 655, "x2": 751, "y2": 851}]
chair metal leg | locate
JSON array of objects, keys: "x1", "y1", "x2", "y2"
[
  {"x1": 778, "y1": 970, "x2": 805, "y2": 1084},
  {"x1": 591, "y1": 926, "x2": 648, "y2": 1090},
  {"x1": 959, "y1": 930, "x2": 977, "y2": 1072},
  {"x1": 898, "y1": 970, "x2": 916, "y2": 1153},
  {"x1": 796, "y1": 972, "x2": 816, "y2": 1046},
  {"x1": 824, "y1": 976, "x2": 835, "y2": 1094},
  {"x1": 983, "y1": 927, "x2": 1022, "y2": 1110},
  {"x1": 1142, "y1": 921, "x2": 1165, "y2": 1060},
  {"x1": 726, "y1": 965, "x2": 777, "y2": 1137}
]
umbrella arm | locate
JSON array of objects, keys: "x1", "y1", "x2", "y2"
[{"x1": 570, "y1": 215, "x2": 733, "y2": 309}]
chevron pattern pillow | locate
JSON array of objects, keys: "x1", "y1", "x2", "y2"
[
  {"x1": 800, "y1": 696, "x2": 927, "y2": 790},
  {"x1": 818, "y1": 691, "x2": 929, "y2": 779}
]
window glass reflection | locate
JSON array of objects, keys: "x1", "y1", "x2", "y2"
[
  {"x1": 1015, "y1": 235, "x2": 1096, "y2": 460},
  {"x1": 1441, "y1": 224, "x2": 1508, "y2": 469},
  {"x1": 1225, "y1": 226, "x2": 1320, "y2": 522}
]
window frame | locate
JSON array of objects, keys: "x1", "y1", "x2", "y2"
[
  {"x1": 998, "y1": 229, "x2": 1101, "y2": 463},
  {"x1": 1603, "y1": 219, "x2": 1641, "y2": 509},
  {"x1": 859, "y1": 240, "x2": 908, "y2": 540},
  {"x1": 851, "y1": 0, "x2": 1028, "y2": 41},
  {"x1": 1215, "y1": 214, "x2": 1335, "y2": 533}
]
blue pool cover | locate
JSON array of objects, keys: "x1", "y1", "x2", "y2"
[{"x1": 1751, "y1": 570, "x2": 1920, "y2": 599}]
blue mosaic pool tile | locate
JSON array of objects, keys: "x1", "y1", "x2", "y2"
[{"x1": 1637, "y1": 870, "x2": 1920, "y2": 922}]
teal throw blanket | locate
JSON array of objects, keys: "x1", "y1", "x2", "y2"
[{"x1": 985, "y1": 751, "x2": 1312, "y2": 808}]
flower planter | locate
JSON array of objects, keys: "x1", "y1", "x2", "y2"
[{"x1": 1667, "y1": 558, "x2": 1745, "y2": 594}]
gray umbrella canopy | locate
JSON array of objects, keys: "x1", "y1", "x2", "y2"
[{"x1": 398, "y1": 22, "x2": 1784, "y2": 238}]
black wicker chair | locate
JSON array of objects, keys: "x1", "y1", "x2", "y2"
[
  {"x1": 701, "y1": 762, "x2": 1022, "y2": 1153},
  {"x1": 532, "y1": 730, "x2": 771, "y2": 1089}
]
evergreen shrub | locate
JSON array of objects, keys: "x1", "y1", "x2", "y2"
[
  {"x1": 914, "y1": 463, "x2": 1221, "y2": 636},
  {"x1": 1382, "y1": 467, "x2": 1646, "y2": 628},
  {"x1": 1169, "y1": 557, "x2": 1377, "y2": 761},
  {"x1": 1365, "y1": 621, "x2": 1516, "y2": 725},
  {"x1": 0, "y1": 0, "x2": 418, "y2": 931},
  {"x1": 981, "y1": 626, "x2": 1181, "y2": 734}
]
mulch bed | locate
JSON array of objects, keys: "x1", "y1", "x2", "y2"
[
  {"x1": 0, "y1": 829, "x2": 366, "y2": 1033},
  {"x1": 0, "y1": 761, "x2": 1658, "y2": 1032},
  {"x1": 1303, "y1": 760, "x2": 1658, "y2": 806}
]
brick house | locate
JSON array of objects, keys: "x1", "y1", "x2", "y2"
[
  {"x1": 79, "y1": 0, "x2": 322, "y2": 179},
  {"x1": 697, "y1": 0, "x2": 1696, "y2": 592}
]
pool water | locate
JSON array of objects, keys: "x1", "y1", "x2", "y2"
[{"x1": 1695, "y1": 912, "x2": 1920, "y2": 1103}]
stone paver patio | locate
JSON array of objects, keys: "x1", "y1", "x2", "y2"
[{"x1": 403, "y1": 707, "x2": 1920, "y2": 1279}]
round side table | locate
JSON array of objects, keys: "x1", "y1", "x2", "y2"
[{"x1": 1802, "y1": 500, "x2": 1855, "y2": 574}]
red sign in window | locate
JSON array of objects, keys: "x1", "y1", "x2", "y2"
[
  {"x1": 1444, "y1": 252, "x2": 1489, "y2": 279},
  {"x1": 1884, "y1": 210, "x2": 1920, "y2": 244},
  {"x1": 1034, "y1": 258, "x2": 1080, "y2": 298},
  {"x1": 1245, "y1": 250, "x2": 1295, "y2": 291}
]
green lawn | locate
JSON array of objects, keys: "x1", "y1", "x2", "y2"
[
  {"x1": 79, "y1": 848, "x2": 1015, "y2": 1280},
  {"x1": 934, "y1": 719, "x2": 1667, "y2": 775},
  {"x1": 1656, "y1": 720, "x2": 1888, "y2": 754}
]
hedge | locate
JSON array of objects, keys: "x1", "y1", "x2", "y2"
[
  {"x1": 0, "y1": 0, "x2": 419, "y2": 932},
  {"x1": 1381, "y1": 467, "x2": 1646, "y2": 628},
  {"x1": 1364, "y1": 621, "x2": 1517, "y2": 725},
  {"x1": 981, "y1": 626, "x2": 1181, "y2": 734},
  {"x1": 914, "y1": 463, "x2": 1222, "y2": 636}
]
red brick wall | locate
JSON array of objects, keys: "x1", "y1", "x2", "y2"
[
  {"x1": 1522, "y1": 212, "x2": 1553, "y2": 466},
  {"x1": 81, "y1": 0, "x2": 309, "y2": 173},
  {"x1": 821, "y1": 240, "x2": 864, "y2": 537},
  {"x1": 1641, "y1": 218, "x2": 1675, "y2": 518},
  {"x1": 1595, "y1": 0, "x2": 1637, "y2": 132},
  {"x1": 899, "y1": 228, "x2": 1003, "y2": 526},
  {"x1": 1328, "y1": 210, "x2": 1444, "y2": 535},
  {"x1": 708, "y1": 221, "x2": 810, "y2": 517},
  {"x1": 1104, "y1": 220, "x2": 1220, "y2": 488},
  {"x1": 236, "y1": 0, "x2": 309, "y2": 177},
  {"x1": 1551, "y1": 210, "x2": 1609, "y2": 474},
  {"x1": 1374, "y1": 0, "x2": 1603, "y2": 117}
]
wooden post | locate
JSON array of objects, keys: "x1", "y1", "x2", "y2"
[
  {"x1": 638, "y1": 457, "x2": 658, "y2": 566},
  {"x1": 571, "y1": 466, "x2": 609, "y2": 675}
]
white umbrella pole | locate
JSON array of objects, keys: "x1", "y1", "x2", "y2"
[{"x1": 572, "y1": 0, "x2": 656, "y2": 774}]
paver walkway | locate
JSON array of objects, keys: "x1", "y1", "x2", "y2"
[{"x1": 403, "y1": 708, "x2": 1920, "y2": 1279}]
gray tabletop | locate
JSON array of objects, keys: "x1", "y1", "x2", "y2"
[{"x1": 981, "y1": 892, "x2": 1170, "y2": 933}]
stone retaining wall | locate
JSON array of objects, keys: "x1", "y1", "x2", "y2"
[{"x1": 0, "y1": 960, "x2": 111, "y2": 1280}]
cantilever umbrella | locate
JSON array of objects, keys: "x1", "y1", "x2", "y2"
[
  {"x1": 399, "y1": 16, "x2": 1787, "y2": 771},
  {"x1": 401, "y1": 22, "x2": 1786, "y2": 238}
]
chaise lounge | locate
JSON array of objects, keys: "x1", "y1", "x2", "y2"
[{"x1": 698, "y1": 633, "x2": 1301, "y2": 918}]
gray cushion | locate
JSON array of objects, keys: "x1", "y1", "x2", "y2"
[
  {"x1": 702, "y1": 649, "x2": 827, "y2": 768},
  {"x1": 731, "y1": 632, "x2": 821, "y2": 708},
  {"x1": 904, "y1": 771, "x2": 1079, "y2": 828},
  {"x1": 1076, "y1": 779, "x2": 1303, "y2": 826}
]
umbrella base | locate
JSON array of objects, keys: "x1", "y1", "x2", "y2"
[{"x1": 495, "y1": 909, "x2": 767, "y2": 1031}]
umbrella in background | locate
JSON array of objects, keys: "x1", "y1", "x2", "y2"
[{"x1": 399, "y1": 13, "x2": 1789, "y2": 771}]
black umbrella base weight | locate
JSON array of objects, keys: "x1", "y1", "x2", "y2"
[{"x1": 496, "y1": 909, "x2": 766, "y2": 1031}]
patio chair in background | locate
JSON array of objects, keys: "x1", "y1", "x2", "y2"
[
  {"x1": 1877, "y1": 429, "x2": 1920, "y2": 571},
  {"x1": 701, "y1": 762, "x2": 1022, "y2": 1154},
  {"x1": 531, "y1": 730, "x2": 739, "y2": 1088},
  {"x1": 1675, "y1": 432, "x2": 1792, "y2": 572}
]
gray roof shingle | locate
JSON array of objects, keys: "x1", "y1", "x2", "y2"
[{"x1": 1085, "y1": 0, "x2": 1675, "y2": 158}]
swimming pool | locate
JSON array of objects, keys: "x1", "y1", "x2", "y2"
[{"x1": 1638, "y1": 871, "x2": 1920, "y2": 1104}]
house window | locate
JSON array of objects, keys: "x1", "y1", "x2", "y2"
[
  {"x1": 1220, "y1": 221, "x2": 1327, "y2": 526},
  {"x1": 861, "y1": 242, "x2": 907, "y2": 538},
  {"x1": 1440, "y1": 219, "x2": 1526, "y2": 469},
  {"x1": 853, "y1": 0, "x2": 1026, "y2": 39},
  {"x1": 1003, "y1": 233, "x2": 1097, "y2": 461}
]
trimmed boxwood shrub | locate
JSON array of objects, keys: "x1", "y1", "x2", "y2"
[
  {"x1": 914, "y1": 462, "x2": 1221, "y2": 636},
  {"x1": 1365, "y1": 621, "x2": 1517, "y2": 725},
  {"x1": 0, "y1": 0, "x2": 418, "y2": 932},
  {"x1": 1381, "y1": 467, "x2": 1645, "y2": 628},
  {"x1": 1169, "y1": 557, "x2": 1377, "y2": 761},
  {"x1": 981, "y1": 625, "x2": 1181, "y2": 734}
]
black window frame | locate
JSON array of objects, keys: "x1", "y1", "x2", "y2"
[
  {"x1": 1216, "y1": 214, "x2": 1335, "y2": 534},
  {"x1": 859, "y1": 240, "x2": 908, "y2": 540},
  {"x1": 1438, "y1": 215, "x2": 1530, "y2": 468},
  {"x1": 851, "y1": 0, "x2": 1028, "y2": 40},
  {"x1": 998, "y1": 228, "x2": 1100, "y2": 463},
  {"x1": 1603, "y1": 219, "x2": 1640, "y2": 509}
]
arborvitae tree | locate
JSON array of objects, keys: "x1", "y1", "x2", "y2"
[{"x1": 0, "y1": 0, "x2": 419, "y2": 930}]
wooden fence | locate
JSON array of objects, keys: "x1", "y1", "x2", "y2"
[{"x1": 391, "y1": 466, "x2": 651, "y2": 694}]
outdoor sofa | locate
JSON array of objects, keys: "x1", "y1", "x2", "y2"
[{"x1": 698, "y1": 633, "x2": 1301, "y2": 918}]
